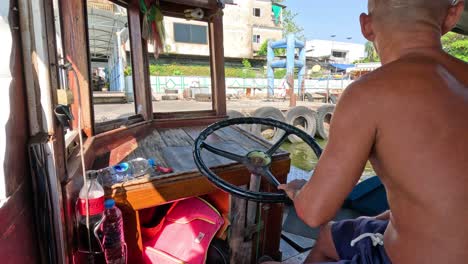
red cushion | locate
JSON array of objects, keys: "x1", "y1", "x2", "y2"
[{"x1": 142, "y1": 197, "x2": 224, "y2": 264}]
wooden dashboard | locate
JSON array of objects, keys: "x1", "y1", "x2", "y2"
[{"x1": 94, "y1": 125, "x2": 291, "y2": 263}]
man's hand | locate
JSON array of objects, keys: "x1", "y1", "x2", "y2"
[{"x1": 278, "y1": 179, "x2": 307, "y2": 201}]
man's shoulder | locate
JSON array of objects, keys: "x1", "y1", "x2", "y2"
[{"x1": 351, "y1": 57, "x2": 448, "y2": 92}]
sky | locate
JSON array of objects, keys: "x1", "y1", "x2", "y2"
[{"x1": 282, "y1": 1, "x2": 369, "y2": 44}]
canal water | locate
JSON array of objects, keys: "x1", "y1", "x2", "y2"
[{"x1": 281, "y1": 140, "x2": 377, "y2": 177}]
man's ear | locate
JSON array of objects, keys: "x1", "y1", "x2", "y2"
[
  {"x1": 360, "y1": 13, "x2": 375, "y2": 41},
  {"x1": 442, "y1": 1, "x2": 465, "y2": 34}
]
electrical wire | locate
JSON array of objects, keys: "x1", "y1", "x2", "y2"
[{"x1": 69, "y1": 66, "x2": 94, "y2": 261}]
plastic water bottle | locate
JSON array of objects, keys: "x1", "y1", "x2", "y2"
[
  {"x1": 101, "y1": 199, "x2": 127, "y2": 264},
  {"x1": 98, "y1": 158, "x2": 155, "y2": 185},
  {"x1": 112, "y1": 163, "x2": 132, "y2": 182},
  {"x1": 76, "y1": 170, "x2": 105, "y2": 254},
  {"x1": 127, "y1": 158, "x2": 155, "y2": 178}
]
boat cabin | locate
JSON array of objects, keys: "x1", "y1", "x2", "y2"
[{"x1": 0, "y1": 0, "x2": 467, "y2": 263}]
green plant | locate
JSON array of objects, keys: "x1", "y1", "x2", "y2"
[
  {"x1": 442, "y1": 32, "x2": 468, "y2": 62},
  {"x1": 242, "y1": 58, "x2": 252, "y2": 69},
  {"x1": 282, "y1": 9, "x2": 305, "y2": 41},
  {"x1": 353, "y1": 42, "x2": 381, "y2": 63},
  {"x1": 257, "y1": 40, "x2": 286, "y2": 56},
  {"x1": 145, "y1": 63, "x2": 290, "y2": 79},
  {"x1": 124, "y1": 66, "x2": 132, "y2": 77},
  {"x1": 274, "y1": 69, "x2": 287, "y2": 79}
]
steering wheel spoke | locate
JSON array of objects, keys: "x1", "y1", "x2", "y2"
[
  {"x1": 259, "y1": 168, "x2": 281, "y2": 187},
  {"x1": 267, "y1": 132, "x2": 290, "y2": 156},
  {"x1": 201, "y1": 142, "x2": 246, "y2": 163}
]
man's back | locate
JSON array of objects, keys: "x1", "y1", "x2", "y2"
[
  {"x1": 364, "y1": 51, "x2": 468, "y2": 263},
  {"x1": 273, "y1": 2, "x2": 468, "y2": 264}
]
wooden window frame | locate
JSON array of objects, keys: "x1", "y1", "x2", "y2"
[
  {"x1": 150, "y1": 2, "x2": 227, "y2": 121},
  {"x1": 62, "y1": 0, "x2": 226, "y2": 137},
  {"x1": 84, "y1": 0, "x2": 153, "y2": 134}
]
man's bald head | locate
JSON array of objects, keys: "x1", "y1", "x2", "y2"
[
  {"x1": 368, "y1": 0, "x2": 458, "y2": 27},
  {"x1": 360, "y1": 0, "x2": 465, "y2": 63}
]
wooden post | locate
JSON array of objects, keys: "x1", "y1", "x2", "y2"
[
  {"x1": 246, "y1": 174, "x2": 262, "y2": 263},
  {"x1": 60, "y1": 0, "x2": 94, "y2": 136},
  {"x1": 128, "y1": 1, "x2": 153, "y2": 121},
  {"x1": 208, "y1": 11, "x2": 227, "y2": 117},
  {"x1": 229, "y1": 186, "x2": 250, "y2": 263}
]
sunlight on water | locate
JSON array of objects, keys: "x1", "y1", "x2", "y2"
[{"x1": 281, "y1": 140, "x2": 377, "y2": 177}]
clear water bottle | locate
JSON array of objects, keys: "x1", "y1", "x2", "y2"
[
  {"x1": 127, "y1": 158, "x2": 155, "y2": 178},
  {"x1": 98, "y1": 158, "x2": 155, "y2": 185},
  {"x1": 98, "y1": 163, "x2": 131, "y2": 186},
  {"x1": 76, "y1": 170, "x2": 105, "y2": 254},
  {"x1": 101, "y1": 199, "x2": 127, "y2": 264},
  {"x1": 112, "y1": 163, "x2": 132, "y2": 182}
]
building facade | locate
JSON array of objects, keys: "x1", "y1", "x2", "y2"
[
  {"x1": 163, "y1": 0, "x2": 284, "y2": 58},
  {"x1": 305, "y1": 39, "x2": 365, "y2": 64}
]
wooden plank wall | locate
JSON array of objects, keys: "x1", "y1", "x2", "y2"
[{"x1": 0, "y1": 0, "x2": 40, "y2": 262}]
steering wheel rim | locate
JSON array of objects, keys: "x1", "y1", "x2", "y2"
[{"x1": 193, "y1": 117, "x2": 323, "y2": 203}]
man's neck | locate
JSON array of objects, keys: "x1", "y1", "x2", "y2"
[{"x1": 377, "y1": 30, "x2": 444, "y2": 65}]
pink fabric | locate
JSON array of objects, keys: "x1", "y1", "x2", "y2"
[{"x1": 142, "y1": 197, "x2": 224, "y2": 264}]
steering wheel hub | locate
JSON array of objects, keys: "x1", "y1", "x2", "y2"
[{"x1": 247, "y1": 151, "x2": 272, "y2": 167}]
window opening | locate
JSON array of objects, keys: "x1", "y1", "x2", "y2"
[
  {"x1": 253, "y1": 34, "x2": 261, "y2": 43},
  {"x1": 174, "y1": 23, "x2": 208, "y2": 44},
  {"x1": 86, "y1": 0, "x2": 137, "y2": 126},
  {"x1": 253, "y1": 8, "x2": 261, "y2": 17},
  {"x1": 332, "y1": 50, "x2": 347, "y2": 58},
  {"x1": 150, "y1": 17, "x2": 213, "y2": 114}
]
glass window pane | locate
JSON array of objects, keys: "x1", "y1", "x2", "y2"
[
  {"x1": 190, "y1": 25, "x2": 207, "y2": 44},
  {"x1": 86, "y1": 0, "x2": 136, "y2": 127},
  {"x1": 150, "y1": 17, "x2": 212, "y2": 114},
  {"x1": 174, "y1": 23, "x2": 191, "y2": 43}
]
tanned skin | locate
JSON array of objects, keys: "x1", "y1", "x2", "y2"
[{"x1": 264, "y1": 1, "x2": 468, "y2": 263}]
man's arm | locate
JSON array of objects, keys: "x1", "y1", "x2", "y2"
[{"x1": 292, "y1": 81, "x2": 379, "y2": 227}]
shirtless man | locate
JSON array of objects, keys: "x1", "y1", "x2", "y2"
[{"x1": 264, "y1": 0, "x2": 468, "y2": 263}]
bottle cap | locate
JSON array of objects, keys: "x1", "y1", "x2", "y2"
[
  {"x1": 113, "y1": 162, "x2": 129, "y2": 172},
  {"x1": 148, "y1": 158, "x2": 156, "y2": 167},
  {"x1": 86, "y1": 170, "x2": 99, "y2": 179},
  {"x1": 104, "y1": 199, "x2": 115, "y2": 209}
]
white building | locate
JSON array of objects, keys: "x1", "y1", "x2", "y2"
[
  {"x1": 305, "y1": 40, "x2": 365, "y2": 64},
  {"x1": 162, "y1": 0, "x2": 285, "y2": 59}
]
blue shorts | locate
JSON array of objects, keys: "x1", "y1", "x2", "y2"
[{"x1": 327, "y1": 218, "x2": 392, "y2": 264}]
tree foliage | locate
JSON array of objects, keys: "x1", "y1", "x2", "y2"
[
  {"x1": 442, "y1": 32, "x2": 468, "y2": 62},
  {"x1": 242, "y1": 58, "x2": 252, "y2": 68},
  {"x1": 257, "y1": 40, "x2": 285, "y2": 56},
  {"x1": 354, "y1": 33, "x2": 468, "y2": 64},
  {"x1": 354, "y1": 41, "x2": 380, "y2": 63},
  {"x1": 282, "y1": 9, "x2": 305, "y2": 41}
]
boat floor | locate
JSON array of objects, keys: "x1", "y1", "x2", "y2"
[{"x1": 278, "y1": 205, "x2": 361, "y2": 263}]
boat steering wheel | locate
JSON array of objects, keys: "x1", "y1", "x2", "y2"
[{"x1": 193, "y1": 117, "x2": 323, "y2": 203}]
